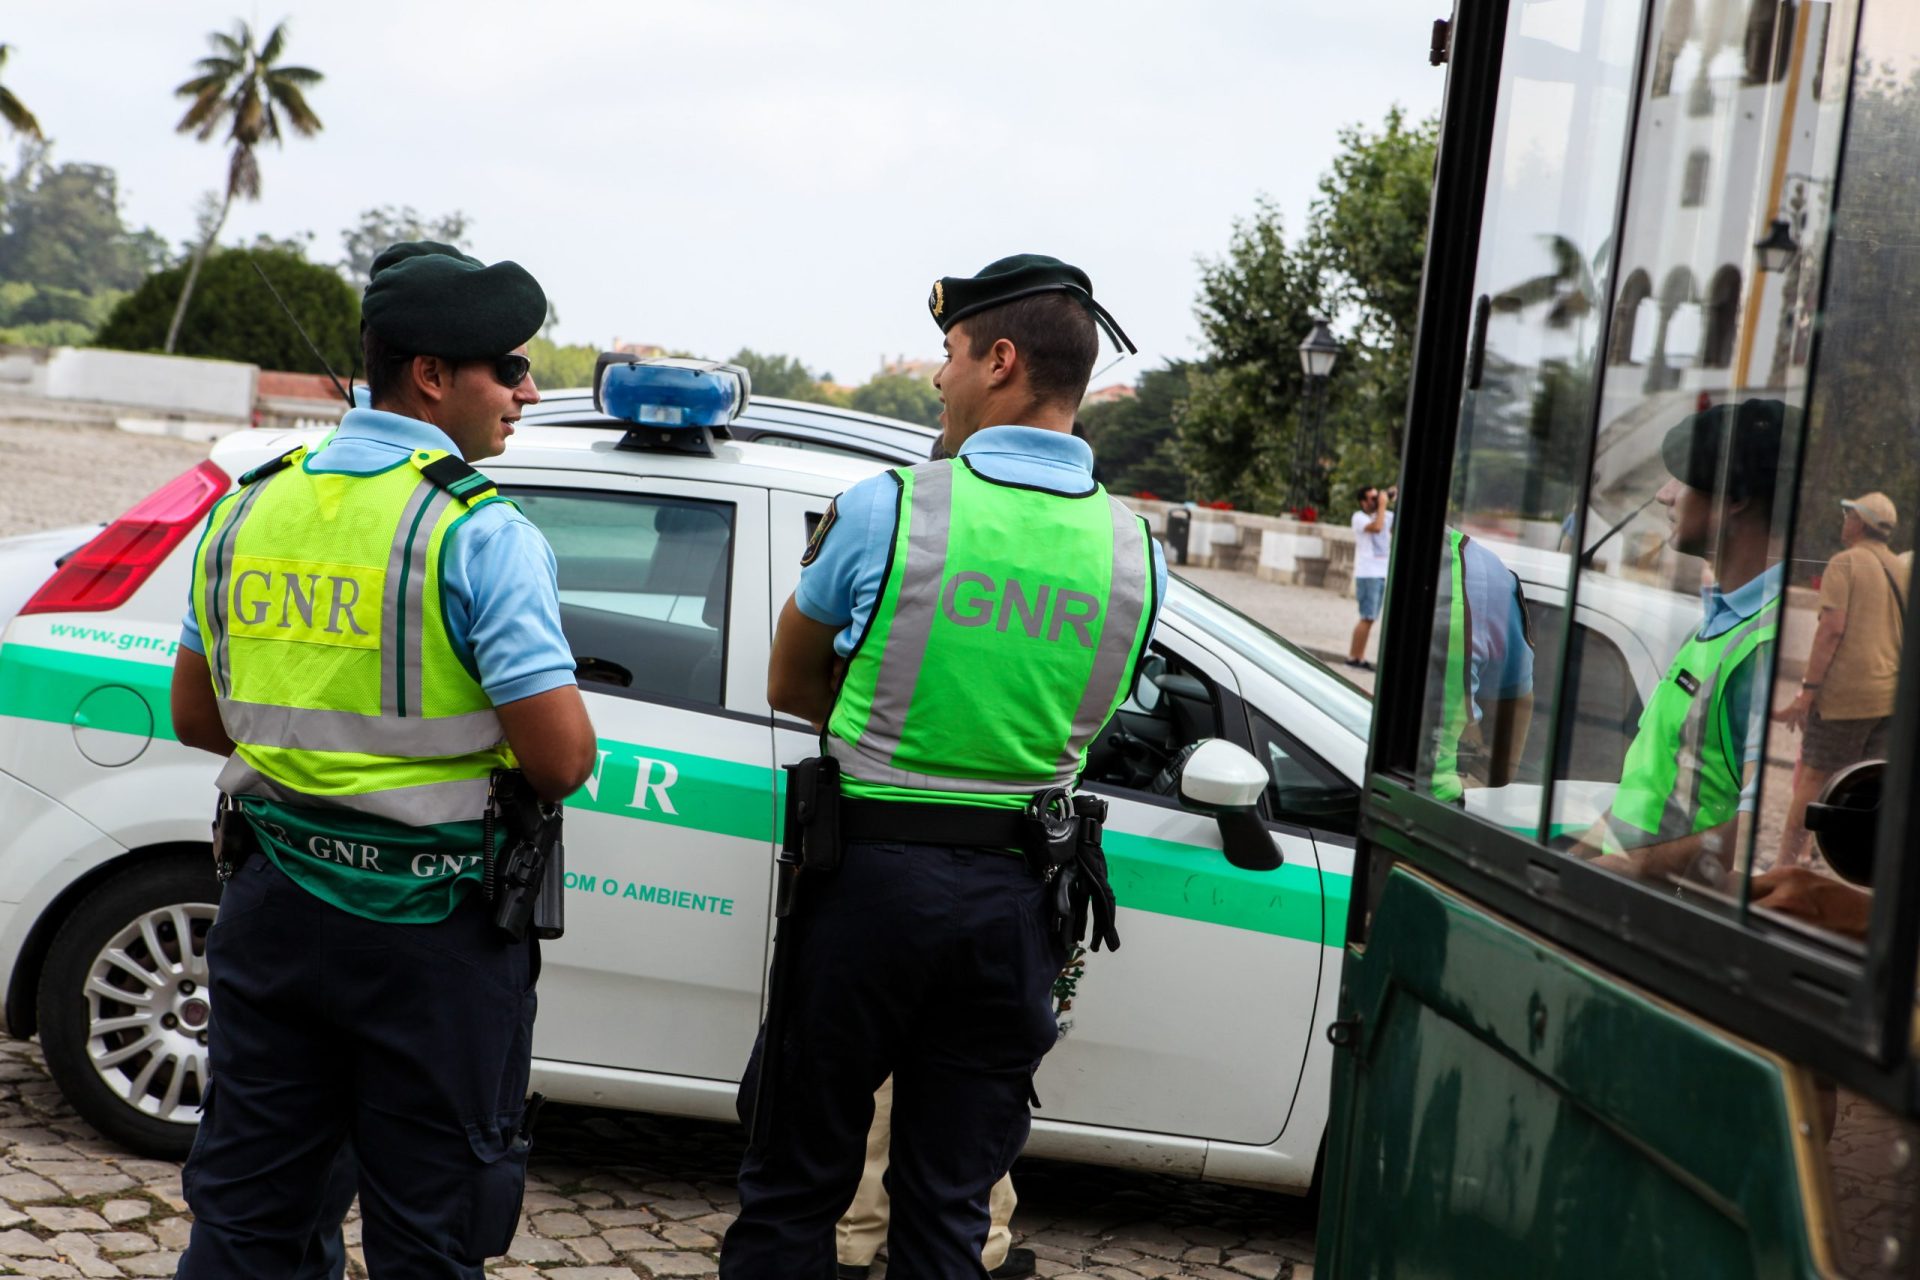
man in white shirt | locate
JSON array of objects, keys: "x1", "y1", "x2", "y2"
[{"x1": 1349, "y1": 485, "x2": 1393, "y2": 669}]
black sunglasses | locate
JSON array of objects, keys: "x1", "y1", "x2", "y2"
[{"x1": 489, "y1": 353, "x2": 532, "y2": 389}]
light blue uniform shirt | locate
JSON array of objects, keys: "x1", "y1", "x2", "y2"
[
  {"x1": 796, "y1": 425, "x2": 1168, "y2": 655},
  {"x1": 179, "y1": 409, "x2": 579, "y2": 706},
  {"x1": 1696, "y1": 562, "x2": 1783, "y2": 814},
  {"x1": 1460, "y1": 538, "x2": 1535, "y2": 718}
]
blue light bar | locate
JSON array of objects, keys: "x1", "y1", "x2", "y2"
[{"x1": 594, "y1": 356, "x2": 750, "y2": 429}]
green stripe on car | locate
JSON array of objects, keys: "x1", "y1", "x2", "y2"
[{"x1": 0, "y1": 640, "x2": 1351, "y2": 945}]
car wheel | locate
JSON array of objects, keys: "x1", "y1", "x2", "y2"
[{"x1": 37, "y1": 853, "x2": 220, "y2": 1158}]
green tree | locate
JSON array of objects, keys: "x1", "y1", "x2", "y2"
[
  {"x1": 0, "y1": 46, "x2": 41, "y2": 142},
  {"x1": 340, "y1": 205, "x2": 471, "y2": 288},
  {"x1": 527, "y1": 336, "x2": 598, "y2": 391},
  {"x1": 166, "y1": 19, "x2": 324, "y2": 353},
  {"x1": 1179, "y1": 200, "x2": 1324, "y2": 509},
  {"x1": 849, "y1": 372, "x2": 941, "y2": 427},
  {"x1": 1179, "y1": 110, "x2": 1438, "y2": 512},
  {"x1": 97, "y1": 247, "x2": 358, "y2": 373},
  {"x1": 728, "y1": 347, "x2": 839, "y2": 404},
  {"x1": 0, "y1": 145, "x2": 167, "y2": 297},
  {"x1": 1080, "y1": 362, "x2": 1194, "y2": 500}
]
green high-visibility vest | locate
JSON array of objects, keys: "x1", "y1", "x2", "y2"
[
  {"x1": 827, "y1": 459, "x2": 1155, "y2": 809},
  {"x1": 1606, "y1": 597, "x2": 1780, "y2": 849},
  {"x1": 190, "y1": 445, "x2": 516, "y2": 922},
  {"x1": 1431, "y1": 530, "x2": 1472, "y2": 803}
]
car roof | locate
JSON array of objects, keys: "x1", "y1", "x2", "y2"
[
  {"x1": 210, "y1": 421, "x2": 892, "y2": 503},
  {"x1": 520, "y1": 389, "x2": 937, "y2": 465}
]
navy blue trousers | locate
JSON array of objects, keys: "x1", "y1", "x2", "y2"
[
  {"x1": 178, "y1": 852, "x2": 538, "y2": 1279},
  {"x1": 720, "y1": 840, "x2": 1066, "y2": 1280}
]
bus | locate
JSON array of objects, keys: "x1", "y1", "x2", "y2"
[{"x1": 1314, "y1": 1, "x2": 1920, "y2": 1276}]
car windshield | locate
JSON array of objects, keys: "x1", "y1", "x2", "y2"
[{"x1": 1164, "y1": 575, "x2": 1374, "y2": 739}]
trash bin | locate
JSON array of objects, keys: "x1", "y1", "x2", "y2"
[{"x1": 1166, "y1": 508, "x2": 1192, "y2": 566}]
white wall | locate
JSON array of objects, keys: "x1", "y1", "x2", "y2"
[{"x1": 41, "y1": 348, "x2": 255, "y2": 420}]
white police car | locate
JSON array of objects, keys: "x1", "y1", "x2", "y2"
[{"x1": 0, "y1": 356, "x2": 1369, "y2": 1196}]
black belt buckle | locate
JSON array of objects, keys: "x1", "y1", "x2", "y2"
[{"x1": 1023, "y1": 787, "x2": 1079, "y2": 874}]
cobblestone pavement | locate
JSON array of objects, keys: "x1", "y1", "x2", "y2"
[
  {"x1": 1170, "y1": 567, "x2": 1376, "y2": 695},
  {"x1": 0, "y1": 1036, "x2": 1315, "y2": 1278}
]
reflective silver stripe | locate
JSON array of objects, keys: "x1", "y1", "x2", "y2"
[
  {"x1": 219, "y1": 757, "x2": 490, "y2": 827},
  {"x1": 826, "y1": 735, "x2": 1074, "y2": 793},
  {"x1": 217, "y1": 699, "x2": 502, "y2": 757},
  {"x1": 203, "y1": 480, "x2": 272, "y2": 698},
  {"x1": 380, "y1": 480, "x2": 442, "y2": 717},
  {"x1": 857, "y1": 463, "x2": 954, "y2": 763},
  {"x1": 1054, "y1": 501, "x2": 1150, "y2": 775},
  {"x1": 1657, "y1": 604, "x2": 1778, "y2": 840},
  {"x1": 400, "y1": 488, "x2": 455, "y2": 717}
]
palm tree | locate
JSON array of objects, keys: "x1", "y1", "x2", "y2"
[
  {"x1": 164, "y1": 19, "x2": 322, "y2": 354},
  {"x1": 0, "y1": 45, "x2": 44, "y2": 141}
]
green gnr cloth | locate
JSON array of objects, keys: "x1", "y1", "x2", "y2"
[
  {"x1": 827, "y1": 459, "x2": 1154, "y2": 808},
  {"x1": 189, "y1": 447, "x2": 516, "y2": 922},
  {"x1": 1606, "y1": 597, "x2": 1780, "y2": 850}
]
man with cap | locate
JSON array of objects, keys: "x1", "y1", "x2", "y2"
[
  {"x1": 1573, "y1": 398, "x2": 1793, "y2": 885},
  {"x1": 721, "y1": 255, "x2": 1165, "y2": 1278},
  {"x1": 1772, "y1": 491, "x2": 1910, "y2": 865},
  {"x1": 169, "y1": 241, "x2": 597, "y2": 1277}
]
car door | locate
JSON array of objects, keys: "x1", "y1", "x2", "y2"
[
  {"x1": 504, "y1": 471, "x2": 776, "y2": 1083},
  {"x1": 1040, "y1": 624, "x2": 1326, "y2": 1149}
]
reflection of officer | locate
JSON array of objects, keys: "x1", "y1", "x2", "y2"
[
  {"x1": 1578, "y1": 398, "x2": 1792, "y2": 884},
  {"x1": 1425, "y1": 528, "x2": 1535, "y2": 801},
  {"x1": 722, "y1": 255, "x2": 1166, "y2": 1277},
  {"x1": 168, "y1": 241, "x2": 597, "y2": 1277}
]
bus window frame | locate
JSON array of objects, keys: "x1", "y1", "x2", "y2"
[{"x1": 1356, "y1": 0, "x2": 1920, "y2": 1109}]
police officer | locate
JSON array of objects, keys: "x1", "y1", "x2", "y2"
[
  {"x1": 721, "y1": 255, "x2": 1166, "y2": 1278},
  {"x1": 1423, "y1": 528, "x2": 1536, "y2": 802},
  {"x1": 1575, "y1": 398, "x2": 1791, "y2": 883},
  {"x1": 168, "y1": 240, "x2": 597, "y2": 1277}
]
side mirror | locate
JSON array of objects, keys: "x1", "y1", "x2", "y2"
[
  {"x1": 1807, "y1": 758, "x2": 1881, "y2": 886},
  {"x1": 1132, "y1": 653, "x2": 1167, "y2": 712},
  {"x1": 1173, "y1": 739, "x2": 1282, "y2": 872}
]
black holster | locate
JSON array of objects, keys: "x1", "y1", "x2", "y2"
[
  {"x1": 210, "y1": 793, "x2": 257, "y2": 883},
  {"x1": 484, "y1": 769, "x2": 565, "y2": 943},
  {"x1": 1045, "y1": 793, "x2": 1121, "y2": 954}
]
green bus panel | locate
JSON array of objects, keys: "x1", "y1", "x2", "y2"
[{"x1": 1317, "y1": 868, "x2": 1829, "y2": 1279}]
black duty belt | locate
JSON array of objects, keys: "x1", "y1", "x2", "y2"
[{"x1": 840, "y1": 797, "x2": 1029, "y2": 851}]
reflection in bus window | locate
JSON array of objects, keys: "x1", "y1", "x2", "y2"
[
  {"x1": 1410, "y1": 0, "x2": 1641, "y2": 824},
  {"x1": 1745, "y1": 1, "x2": 1920, "y2": 962},
  {"x1": 1543, "y1": 0, "x2": 1851, "y2": 902}
]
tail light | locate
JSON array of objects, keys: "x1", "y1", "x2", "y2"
[{"x1": 21, "y1": 460, "x2": 231, "y2": 616}]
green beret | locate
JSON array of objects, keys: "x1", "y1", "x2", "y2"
[
  {"x1": 361, "y1": 240, "x2": 547, "y2": 361},
  {"x1": 369, "y1": 240, "x2": 478, "y2": 279},
  {"x1": 929, "y1": 253, "x2": 1136, "y2": 354},
  {"x1": 1661, "y1": 397, "x2": 1797, "y2": 503}
]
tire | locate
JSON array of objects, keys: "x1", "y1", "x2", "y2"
[{"x1": 37, "y1": 852, "x2": 221, "y2": 1159}]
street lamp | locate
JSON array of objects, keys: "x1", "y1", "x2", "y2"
[
  {"x1": 1291, "y1": 317, "x2": 1343, "y2": 512},
  {"x1": 1753, "y1": 218, "x2": 1798, "y2": 274}
]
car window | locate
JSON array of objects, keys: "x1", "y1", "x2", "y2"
[
  {"x1": 509, "y1": 488, "x2": 734, "y2": 708},
  {"x1": 1512, "y1": 600, "x2": 1640, "y2": 786},
  {"x1": 739, "y1": 433, "x2": 899, "y2": 464},
  {"x1": 1251, "y1": 709, "x2": 1359, "y2": 837},
  {"x1": 1083, "y1": 648, "x2": 1224, "y2": 799}
]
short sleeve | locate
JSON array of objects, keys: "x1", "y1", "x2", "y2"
[
  {"x1": 1496, "y1": 580, "x2": 1534, "y2": 699},
  {"x1": 1819, "y1": 552, "x2": 1856, "y2": 613},
  {"x1": 794, "y1": 471, "x2": 900, "y2": 655},
  {"x1": 1351, "y1": 512, "x2": 1368, "y2": 534},
  {"x1": 442, "y1": 504, "x2": 579, "y2": 706}
]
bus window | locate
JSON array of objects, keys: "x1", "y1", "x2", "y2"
[
  {"x1": 1410, "y1": 0, "x2": 1643, "y2": 817},
  {"x1": 1536, "y1": 0, "x2": 1853, "y2": 905},
  {"x1": 1737, "y1": 0, "x2": 1920, "y2": 959}
]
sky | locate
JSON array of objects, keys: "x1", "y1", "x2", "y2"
[{"x1": 9, "y1": 1, "x2": 1446, "y2": 387}]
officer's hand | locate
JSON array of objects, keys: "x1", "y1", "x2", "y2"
[{"x1": 1750, "y1": 866, "x2": 1873, "y2": 939}]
